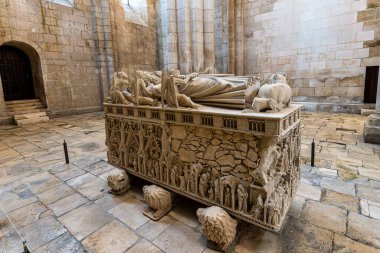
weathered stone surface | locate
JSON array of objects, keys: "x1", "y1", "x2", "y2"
[
  {"x1": 282, "y1": 217, "x2": 334, "y2": 252},
  {"x1": 320, "y1": 178, "x2": 356, "y2": 196},
  {"x1": 204, "y1": 145, "x2": 218, "y2": 160},
  {"x1": 296, "y1": 182, "x2": 322, "y2": 201},
  {"x1": 172, "y1": 126, "x2": 187, "y2": 139},
  {"x1": 55, "y1": 167, "x2": 86, "y2": 181},
  {"x1": 288, "y1": 196, "x2": 306, "y2": 218},
  {"x1": 109, "y1": 197, "x2": 150, "y2": 230},
  {"x1": 360, "y1": 198, "x2": 370, "y2": 216},
  {"x1": 126, "y1": 238, "x2": 163, "y2": 253},
  {"x1": 94, "y1": 193, "x2": 130, "y2": 211},
  {"x1": 59, "y1": 203, "x2": 113, "y2": 241},
  {"x1": 368, "y1": 200, "x2": 380, "y2": 220},
  {"x1": 195, "y1": 128, "x2": 211, "y2": 138},
  {"x1": 33, "y1": 232, "x2": 85, "y2": 253},
  {"x1": 357, "y1": 184, "x2": 380, "y2": 202},
  {"x1": 235, "y1": 225, "x2": 283, "y2": 253},
  {"x1": 20, "y1": 216, "x2": 67, "y2": 251},
  {"x1": 49, "y1": 193, "x2": 89, "y2": 217},
  {"x1": 247, "y1": 148, "x2": 258, "y2": 161},
  {"x1": 216, "y1": 154, "x2": 234, "y2": 166},
  {"x1": 321, "y1": 190, "x2": 359, "y2": 212},
  {"x1": 137, "y1": 215, "x2": 176, "y2": 240},
  {"x1": 300, "y1": 200, "x2": 347, "y2": 233},
  {"x1": 153, "y1": 221, "x2": 206, "y2": 253},
  {"x1": 8, "y1": 201, "x2": 47, "y2": 229},
  {"x1": 83, "y1": 220, "x2": 139, "y2": 253},
  {"x1": 37, "y1": 183, "x2": 75, "y2": 205},
  {"x1": 332, "y1": 234, "x2": 379, "y2": 253},
  {"x1": 347, "y1": 211, "x2": 380, "y2": 248},
  {"x1": 178, "y1": 148, "x2": 196, "y2": 163}
]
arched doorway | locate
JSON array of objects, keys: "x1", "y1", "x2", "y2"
[{"x1": 0, "y1": 45, "x2": 35, "y2": 101}]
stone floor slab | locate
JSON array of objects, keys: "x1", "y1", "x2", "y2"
[
  {"x1": 296, "y1": 182, "x2": 322, "y2": 201},
  {"x1": 109, "y1": 197, "x2": 150, "y2": 230},
  {"x1": 282, "y1": 217, "x2": 334, "y2": 253},
  {"x1": 137, "y1": 215, "x2": 176, "y2": 241},
  {"x1": 300, "y1": 200, "x2": 347, "y2": 233},
  {"x1": 19, "y1": 216, "x2": 67, "y2": 251},
  {"x1": 94, "y1": 193, "x2": 130, "y2": 211},
  {"x1": 321, "y1": 190, "x2": 359, "y2": 212},
  {"x1": 49, "y1": 193, "x2": 89, "y2": 217},
  {"x1": 126, "y1": 238, "x2": 163, "y2": 253},
  {"x1": 34, "y1": 232, "x2": 86, "y2": 253},
  {"x1": 55, "y1": 167, "x2": 86, "y2": 181},
  {"x1": 58, "y1": 203, "x2": 114, "y2": 241},
  {"x1": 82, "y1": 220, "x2": 139, "y2": 253},
  {"x1": 37, "y1": 183, "x2": 75, "y2": 205},
  {"x1": 332, "y1": 234, "x2": 379, "y2": 253},
  {"x1": 8, "y1": 201, "x2": 47, "y2": 229},
  {"x1": 347, "y1": 211, "x2": 380, "y2": 248},
  {"x1": 153, "y1": 221, "x2": 206, "y2": 253}
]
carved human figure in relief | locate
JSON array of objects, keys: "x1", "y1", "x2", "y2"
[
  {"x1": 237, "y1": 184, "x2": 248, "y2": 213},
  {"x1": 251, "y1": 194, "x2": 264, "y2": 219},
  {"x1": 133, "y1": 70, "x2": 261, "y2": 109},
  {"x1": 251, "y1": 74, "x2": 292, "y2": 112},
  {"x1": 224, "y1": 187, "x2": 231, "y2": 208},
  {"x1": 199, "y1": 173, "x2": 210, "y2": 198}
]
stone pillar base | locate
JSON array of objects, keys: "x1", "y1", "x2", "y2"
[{"x1": 364, "y1": 114, "x2": 380, "y2": 144}]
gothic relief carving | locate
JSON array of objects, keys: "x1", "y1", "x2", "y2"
[{"x1": 105, "y1": 104, "x2": 301, "y2": 231}]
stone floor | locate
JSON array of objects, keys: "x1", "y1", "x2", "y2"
[{"x1": 0, "y1": 112, "x2": 379, "y2": 253}]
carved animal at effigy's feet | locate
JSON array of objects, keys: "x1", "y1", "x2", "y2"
[
  {"x1": 251, "y1": 74, "x2": 292, "y2": 112},
  {"x1": 143, "y1": 185, "x2": 174, "y2": 220},
  {"x1": 197, "y1": 206, "x2": 238, "y2": 252},
  {"x1": 107, "y1": 170, "x2": 131, "y2": 195}
]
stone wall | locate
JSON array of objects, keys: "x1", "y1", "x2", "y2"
[
  {"x1": 157, "y1": 0, "x2": 378, "y2": 105},
  {"x1": 0, "y1": 0, "x2": 158, "y2": 119},
  {"x1": 109, "y1": 0, "x2": 158, "y2": 76},
  {"x1": 242, "y1": 0, "x2": 375, "y2": 101}
]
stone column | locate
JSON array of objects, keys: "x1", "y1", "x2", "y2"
[
  {"x1": 176, "y1": 0, "x2": 192, "y2": 73},
  {"x1": 191, "y1": 0, "x2": 204, "y2": 73},
  {"x1": 364, "y1": 67, "x2": 380, "y2": 144},
  {"x1": 161, "y1": 0, "x2": 179, "y2": 70},
  {"x1": 203, "y1": 0, "x2": 215, "y2": 71}
]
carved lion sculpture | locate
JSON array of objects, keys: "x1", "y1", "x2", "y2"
[
  {"x1": 251, "y1": 74, "x2": 292, "y2": 112},
  {"x1": 107, "y1": 170, "x2": 131, "y2": 195},
  {"x1": 197, "y1": 206, "x2": 238, "y2": 252},
  {"x1": 143, "y1": 185, "x2": 173, "y2": 219}
]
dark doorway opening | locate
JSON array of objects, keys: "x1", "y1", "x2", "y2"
[
  {"x1": 364, "y1": 66, "x2": 379, "y2": 104},
  {"x1": 0, "y1": 45, "x2": 35, "y2": 101}
]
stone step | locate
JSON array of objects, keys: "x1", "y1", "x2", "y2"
[
  {"x1": 361, "y1": 109, "x2": 376, "y2": 116},
  {"x1": 15, "y1": 116, "x2": 50, "y2": 126},
  {"x1": 14, "y1": 111, "x2": 47, "y2": 120},
  {"x1": 8, "y1": 105, "x2": 46, "y2": 112},
  {"x1": 4, "y1": 99, "x2": 40, "y2": 105},
  {"x1": 6, "y1": 101, "x2": 44, "y2": 109},
  {"x1": 8, "y1": 108, "x2": 47, "y2": 116}
]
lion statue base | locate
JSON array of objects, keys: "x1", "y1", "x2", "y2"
[
  {"x1": 143, "y1": 185, "x2": 175, "y2": 221},
  {"x1": 197, "y1": 206, "x2": 238, "y2": 252},
  {"x1": 107, "y1": 170, "x2": 131, "y2": 195}
]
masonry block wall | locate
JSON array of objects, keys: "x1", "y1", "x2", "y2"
[
  {"x1": 158, "y1": 0, "x2": 379, "y2": 104},
  {"x1": 0, "y1": 0, "x2": 158, "y2": 120},
  {"x1": 242, "y1": 0, "x2": 378, "y2": 101},
  {"x1": 109, "y1": 0, "x2": 158, "y2": 76}
]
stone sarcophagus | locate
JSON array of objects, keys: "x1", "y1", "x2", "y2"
[{"x1": 104, "y1": 103, "x2": 301, "y2": 232}]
